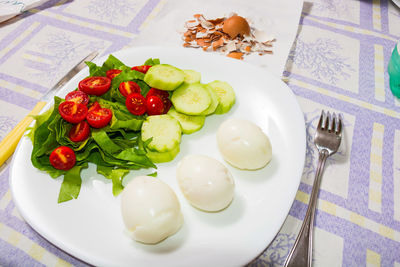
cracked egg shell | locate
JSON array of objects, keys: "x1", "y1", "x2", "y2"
[{"x1": 222, "y1": 15, "x2": 250, "y2": 39}]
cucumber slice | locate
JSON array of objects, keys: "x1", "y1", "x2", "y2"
[
  {"x1": 146, "y1": 145, "x2": 180, "y2": 163},
  {"x1": 144, "y1": 64, "x2": 185, "y2": 91},
  {"x1": 141, "y1": 114, "x2": 182, "y2": 152},
  {"x1": 183, "y1": 69, "x2": 201, "y2": 84},
  {"x1": 199, "y1": 84, "x2": 219, "y2": 115},
  {"x1": 168, "y1": 107, "x2": 205, "y2": 134},
  {"x1": 207, "y1": 80, "x2": 235, "y2": 114},
  {"x1": 171, "y1": 83, "x2": 211, "y2": 115}
]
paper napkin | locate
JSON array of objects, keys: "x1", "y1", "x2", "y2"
[
  {"x1": 130, "y1": 0, "x2": 304, "y2": 78},
  {"x1": 0, "y1": 0, "x2": 49, "y2": 23}
]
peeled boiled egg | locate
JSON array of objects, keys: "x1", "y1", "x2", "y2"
[
  {"x1": 176, "y1": 155, "x2": 235, "y2": 212},
  {"x1": 120, "y1": 176, "x2": 183, "y2": 244},
  {"x1": 222, "y1": 15, "x2": 251, "y2": 39},
  {"x1": 217, "y1": 118, "x2": 272, "y2": 170}
]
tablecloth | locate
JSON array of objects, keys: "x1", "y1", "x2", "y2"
[{"x1": 1, "y1": 0, "x2": 400, "y2": 266}]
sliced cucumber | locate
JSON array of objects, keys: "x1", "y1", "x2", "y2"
[
  {"x1": 167, "y1": 107, "x2": 205, "y2": 134},
  {"x1": 171, "y1": 83, "x2": 211, "y2": 115},
  {"x1": 207, "y1": 80, "x2": 235, "y2": 114},
  {"x1": 199, "y1": 84, "x2": 219, "y2": 115},
  {"x1": 183, "y1": 69, "x2": 201, "y2": 84},
  {"x1": 141, "y1": 114, "x2": 182, "y2": 152},
  {"x1": 146, "y1": 145, "x2": 180, "y2": 163},
  {"x1": 144, "y1": 64, "x2": 185, "y2": 91}
]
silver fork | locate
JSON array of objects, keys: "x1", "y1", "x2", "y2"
[{"x1": 284, "y1": 110, "x2": 343, "y2": 267}]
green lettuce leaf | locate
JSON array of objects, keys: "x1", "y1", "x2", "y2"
[
  {"x1": 92, "y1": 129, "x2": 122, "y2": 154},
  {"x1": 144, "y1": 58, "x2": 160, "y2": 66},
  {"x1": 86, "y1": 54, "x2": 128, "y2": 77},
  {"x1": 108, "y1": 69, "x2": 146, "y2": 103},
  {"x1": 146, "y1": 171, "x2": 157, "y2": 177},
  {"x1": 31, "y1": 97, "x2": 65, "y2": 177},
  {"x1": 92, "y1": 97, "x2": 144, "y2": 131},
  {"x1": 58, "y1": 163, "x2": 88, "y2": 203},
  {"x1": 96, "y1": 165, "x2": 130, "y2": 196}
]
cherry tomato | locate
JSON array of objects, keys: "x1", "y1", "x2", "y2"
[
  {"x1": 119, "y1": 81, "x2": 141, "y2": 97},
  {"x1": 126, "y1": 93, "x2": 146, "y2": 116},
  {"x1": 58, "y1": 101, "x2": 88, "y2": 124},
  {"x1": 49, "y1": 146, "x2": 76, "y2": 170},
  {"x1": 147, "y1": 88, "x2": 169, "y2": 99},
  {"x1": 131, "y1": 65, "x2": 152, "y2": 74},
  {"x1": 78, "y1": 76, "x2": 111, "y2": 96},
  {"x1": 162, "y1": 98, "x2": 172, "y2": 113},
  {"x1": 146, "y1": 88, "x2": 172, "y2": 113},
  {"x1": 146, "y1": 95, "x2": 164, "y2": 116},
  {"x1": 69, "y1": 121, "x2": 90, "y2": 142},
  {"x1": 65, "y1": 90, "x2": 89, "y2": 105},
  {"x1": 86, "y1": 107, "x2": 112, "y2": 128},
  {"x1": 106, "y1": 69, "x2": 122, "y2": 80},
  {"x1": 88, "y1": 101, "x2": 101, "y2": 113}
]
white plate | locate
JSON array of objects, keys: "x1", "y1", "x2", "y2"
[{"x1": 10, "y1": 46, "x2": 306, "y2": 267}]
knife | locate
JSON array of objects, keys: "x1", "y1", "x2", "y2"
[{"x1": 0, "y1": 51, "x2": 99, "y2": 167}]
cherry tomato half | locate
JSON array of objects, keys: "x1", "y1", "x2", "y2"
[
  {"x1": 79, "y1": 76, "x2": 111, "y2": 96},
  {"x1": 88, "y1": 101, "x2": 101, "y2": 113},
  {"x1": 146, "y1": 95, "x2": 164, "y2": 116},
  {"x1": 86, "y1": 107, "x2": 112, "y2": 128},
  {"x1": 126, "y1": 93, "x2": 146, "y2": 116},
  {"x1": 146, "y1": 88, "x2": 172, "y2": 113},
  {"x1": 106, "y1": 69, "x2": 122, "y2": 80},
  {"x1": 131, "y1": 65, "x2": 152, "y2": 74},
  {"x1": 65, "y1": 90, "x2": 89, "y2": 105},
  {"x1": 119, "y1": 81, "x2": 141, "y2": 97},
  {"x1": 49, "y1": 146, "x2": 76, "y2": 170},
  {"x1": 58, "y1": 101, "x2": 88, "y2": 124},
  {"x1": 69, "y1": 121, "x2": 90, "y2": 142}
]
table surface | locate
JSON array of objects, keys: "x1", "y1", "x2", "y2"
[{"x1": 1, "y1": 0, "x2": 400, "y2": 266}]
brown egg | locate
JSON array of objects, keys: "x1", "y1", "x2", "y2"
[{"x1": 222, "y1": 15, "x2": 250, "y2": 39}]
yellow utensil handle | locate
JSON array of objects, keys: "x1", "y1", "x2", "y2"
[{"x1": 0, "y1": 101, "x2": 47, "y2": 166}]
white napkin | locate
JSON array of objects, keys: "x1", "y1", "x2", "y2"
[
  {"x1": 130, "y1": 0, "x2": 304, "y2": 78},
  {"x1": 0, "y1": 0, "x2": 49, "y2": 23}
]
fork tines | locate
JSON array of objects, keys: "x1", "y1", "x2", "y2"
[{"x1": 317, "y1": 110, "x2": 342, "y2": 135}]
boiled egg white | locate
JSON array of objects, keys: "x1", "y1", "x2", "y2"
[
  {"x1": 120, "y1": 176, "x2": 183, "y2": 244},
  {"x1": 217, "y1": 118, "x2": 272, "y2": 170},
  {"x1": 176, "y1": 155, "x2": 235, "y2": 212}
]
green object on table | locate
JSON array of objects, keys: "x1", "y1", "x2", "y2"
[{"x1": 388, "y1": 42, "x2": 400, "y2": 98}]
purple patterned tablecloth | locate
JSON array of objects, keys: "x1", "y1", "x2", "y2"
[{"x1": 1, "y1": 0, "x2": 400, "y2": 266}]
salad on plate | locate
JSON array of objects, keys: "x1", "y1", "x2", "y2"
[{"x1": 28, "y1": 54, "x2": 235, "y2": 203}]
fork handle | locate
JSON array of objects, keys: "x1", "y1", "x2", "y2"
[
  {"x1": 284, "y1": 149, "x2": 329, "y2": 267},
  {"x1": 0, "y1": 101, "x2": 46, "y2": 167}
]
